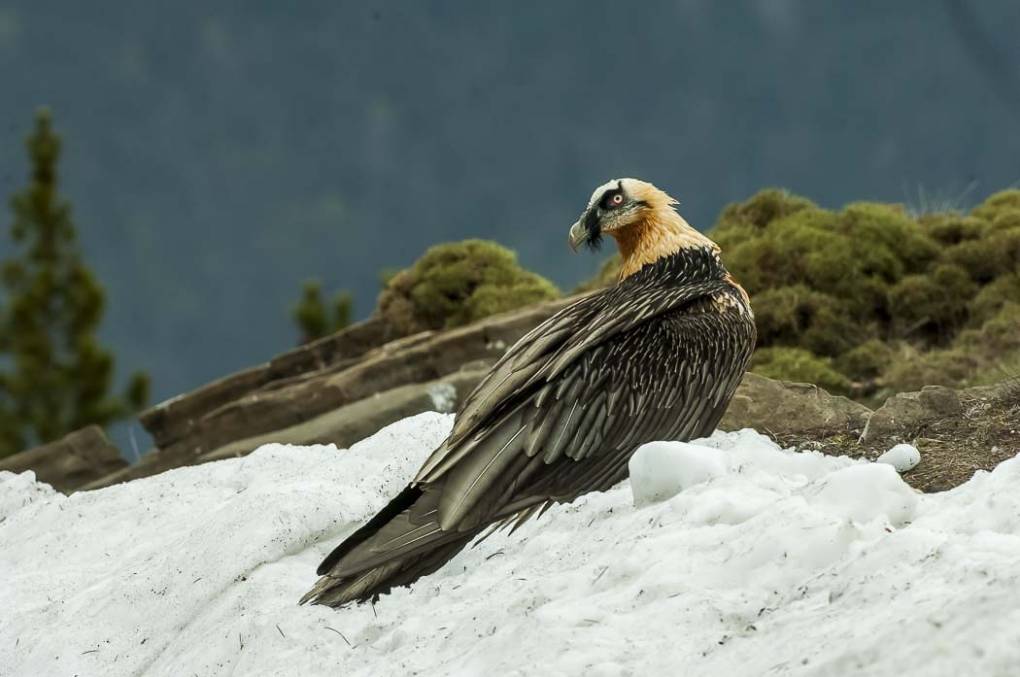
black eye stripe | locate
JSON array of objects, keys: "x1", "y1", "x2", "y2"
[{"x1": 600, "y1": 189, "x2": 624, "y2": 209}]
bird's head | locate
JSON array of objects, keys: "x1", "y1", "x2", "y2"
[{"x1": 568, "y1": 178, "x2": 718, "y2": 278}]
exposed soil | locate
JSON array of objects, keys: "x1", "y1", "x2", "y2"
[{"x1": 768, "y1": 379, "x2": 1020, "y2": 492}]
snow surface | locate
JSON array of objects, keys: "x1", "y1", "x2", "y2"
[
  {"x1": 877, "y1": 443, "x2": 922, "y2": 473},
  {"x1": 3, "y1": 412, "x2": 1020, "y2": 677}
]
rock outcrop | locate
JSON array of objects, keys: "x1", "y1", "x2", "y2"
[
  {"x1": 0, "y1": 426, "x2": 125, "y2": 493},
  {"x1": 720, "y1": 373, "x2": 872, "y2": 439},
  {"x1": 860, "y1": 385, "x2": 963, "y2": 443},
  {"x1": 84, "y1": 365, "x2": 493, "y2": 490},
  {"x1": 138, "y1": 315, "x2": 402, "y2": 452}
]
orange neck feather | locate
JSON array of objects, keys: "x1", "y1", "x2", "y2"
[{"x1": 613, "y1": 208, "x2": 718, "y2": 279}]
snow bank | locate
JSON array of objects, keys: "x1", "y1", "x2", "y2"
[{"x1": 3, "y1": 413, "x2": 1020, "y2": 677}]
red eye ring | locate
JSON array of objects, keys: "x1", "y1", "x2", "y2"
[{"x1": 611, "y1": 194, "x2": 623, "y2": 205}]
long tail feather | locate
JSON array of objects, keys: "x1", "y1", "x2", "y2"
[{"x1": 301, "y1": 484, "x2": 480, "y2": 607}]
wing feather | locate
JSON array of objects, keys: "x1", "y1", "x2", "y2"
[{"x1": 416, "y1": 262, "x2": 753, "y2": 533}]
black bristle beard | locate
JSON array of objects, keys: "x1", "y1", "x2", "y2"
[{"x1": 583, "y1": 207, "x2": 602, "y2": 251}]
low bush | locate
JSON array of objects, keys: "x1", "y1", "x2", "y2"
[{"x1": 377, "y1": 239, "x2": 559, "y2": 336}]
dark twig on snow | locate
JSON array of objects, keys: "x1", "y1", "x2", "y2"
[{"x1": 324, "y1": 626, "x2": 352, "y2": 647}]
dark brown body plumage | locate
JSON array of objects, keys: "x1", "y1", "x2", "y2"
[{"x1": 302, "y1": 243, "x2": 755, "y2": 607}]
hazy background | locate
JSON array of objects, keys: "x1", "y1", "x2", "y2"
[{"x1": 1, "y1": 0, "x2": 1018, "y2": 412}]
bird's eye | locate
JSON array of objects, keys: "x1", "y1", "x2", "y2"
[{"x1": 610, "y1": 193, "x2": 624, "y2": 207}]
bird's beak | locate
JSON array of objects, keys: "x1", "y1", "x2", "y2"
[{"x1": 568, "y1": 220, "x2": 587, "y2": 252}]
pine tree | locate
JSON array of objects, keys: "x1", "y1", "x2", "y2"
[
  {"x1": 292, "y1": 279, "x2": 353, "y2": 344},
  {"x1": 0, "y1": 108, "x2": 149, "y2": 457}
]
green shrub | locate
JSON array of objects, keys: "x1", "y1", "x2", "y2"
[
  {"x1": 971, "y1": 189, "x2": 1020, "y2": 222},
  {"x1": 836, "y1": 339, "x2": 895, "y2": 381},
  {"x1": 714, "y1": 188, "x2": 817, "y2": 232},
  {"x1": 971, "y1": 273, "x2": 1020, "y2": 326},
  {"x1": 880, "y1": 346, "x2": 979, "y2": 393},
  {"x1": 879, "y1": 303, "x2": 1020, "y2": 392},
  {"x1": 836, "y1": 202, "x2": 939, "y2": 274},
  {"x1": 751, "y1": 285, "x2": 864, "y2": 357},
  {"x1": 946, "y1": 237, "x2": 1013, "y2": 283},
  {"x1": 918, "y1": 213, "x2": 986, "y2": 245},
  {"x1": 988, "y1": 209, "x2": 1020, "y2": 233},
  {"x1": 957, "y1": 303, "x2": 1020, "y2": 385},
  {"x1": 751, "y1": 347, "x2": 851, "y2": 395},
  {"x1": 751, "y1": 285, "x2": 832, "y2": 344},
  {"x1": 714, "y1": 198, "x2": 943, "y2": 324},
  {"x1": 957, "y1": 302, "x2": 1020, "y2": 357},
  {"x1": 887, "y1": 264, "x2": 975, "y2": 341},
  {"x1": 719, "y1": 207, "x2": 836, "y2": 294},
  {"x1": 377, "y1": 239, "x2": 559, "y2": 336},
  {"x1": 709, "y1": 187, "x2": 1020, "y2": 396}
]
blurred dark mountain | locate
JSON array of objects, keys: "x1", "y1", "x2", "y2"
[{"x1": 1, "y1": 0, "x2": 1018, "y2": 409}]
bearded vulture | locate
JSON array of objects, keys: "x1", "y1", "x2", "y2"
[{"x1": 302, "y1": 178, "x2": 755, "y2": 607}]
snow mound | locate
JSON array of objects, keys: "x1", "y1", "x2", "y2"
[
  {"x1": 877, "y1": 443, "x2": 922, "y2": 472},
  {"x1": 630, "y1": 436, "x2": 919, "y2": 527},
  {"x1": 3, "y1": 415, "x2": 1020, "y2": 677},
  {"x1": 0, "y1": 469, "x2": 57, "y2": 519},
  {"x1": 628, "y1": 440, "x2": 726, "y2": 505}
]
